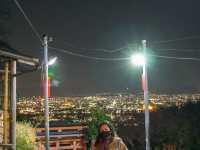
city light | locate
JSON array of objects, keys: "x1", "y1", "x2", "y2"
[
  {"x1": 17, "y1": 93, "x2": 200, "y2": 120},
  {"x1": 142, "y1": 104, "x2": 155, "y2": 112}
]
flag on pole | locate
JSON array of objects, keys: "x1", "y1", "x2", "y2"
[
  {"x1": 141, "y1": 72, "x2": 147, "y2": 92},
  {"x1": 41, "y1": 76, "x2": 51, "y2": 97},
  {"x1": 48, "y1": 77, "x2": 51, "y2": 97}
]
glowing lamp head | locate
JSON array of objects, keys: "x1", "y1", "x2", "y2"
[
  {"x1": 48, "y1": 57, "x2": 57, "y2": 66},
  {"x1": 131, "y1": 53, "x2": 145, "y2": 66}
]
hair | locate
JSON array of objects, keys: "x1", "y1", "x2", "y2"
[{"x1": 94, "y1": 121, "x2": 115, "y2": 146}]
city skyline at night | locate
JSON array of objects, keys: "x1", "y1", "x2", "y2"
[{"x1": 17, "y1": 92, "x2": 200, "y2": 122}]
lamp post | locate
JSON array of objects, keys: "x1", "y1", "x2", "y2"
[
  {"x1": 131, "y1": 40, "x2": 150, "y2": 150},
  {"x1": 43, "y1": 35, "x2": 49, "y2": 150},
  {"x1": 43, "y1": 35, "x2": 54, "y2": 150}
]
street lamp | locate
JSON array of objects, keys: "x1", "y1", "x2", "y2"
[
  {"x1": 43, "y1": 35, "x2": 54, "y2": 150},
  {"x1": 131, "y1": 40, "x2": 150, "y2": 150},
  {"x1": 41, "y1": 54, "x2": 57, "y2": 150},
  {"x1": 48, "y1": 57, "x2": 57, "y2": 66},
  {"x1": 131, "y1": 53, "x2": 145, "y2": 66}
]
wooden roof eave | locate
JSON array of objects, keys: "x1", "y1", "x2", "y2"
[{"x1": 0, "y1": 49, "x2": 39, "y2": 67}]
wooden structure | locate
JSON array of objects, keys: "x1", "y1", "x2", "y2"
[
  {"x1": 0, "y1": 111, "x2": 3, "y2": 144},
  {"x1": 0, "y1": 41, "x2": 39, "y2": 149},
  {"x1": 36, "y1": 121, "x2": 87, "y2": 150}
]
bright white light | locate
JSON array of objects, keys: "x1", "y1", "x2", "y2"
[
  {"x1": 48, "y1": 57, "x2": 57, "y2": 66},
  {"x1": 131, "y1": 53, "x2": 145, "y2": 66}
]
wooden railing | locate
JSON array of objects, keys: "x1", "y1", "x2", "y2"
[{"x1": 36, "y1": 125, "x2": 87, "y2": 150}]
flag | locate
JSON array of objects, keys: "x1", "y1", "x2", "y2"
[
  {"x1": 41, "y1": 76, "x2": 51, "y2": 97},
  {"x1": 141, "y1": 73, "x2": 147, "y2": 92}
]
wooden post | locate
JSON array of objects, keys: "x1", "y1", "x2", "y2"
[
  {"x1": 3, "y1": 62, "x2": 9, "y2": 149},
  {"x1": 11, "y1": 61, "x2": 16, "y2": 150}
]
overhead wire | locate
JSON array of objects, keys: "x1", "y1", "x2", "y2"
[
  {"x1": 49, "y1": 46, "x2": 130, "y2": 61},
  {"x1": 150, "y1": 54, "x2": 200, "y2": 61},
  {"x1": 12, "y1": 0, "x2": 131, "y2": 54},
  {"x1": 151, "y1": 48, "x2": 200, "y2": 52},
  {"x1": 12, "y1": 0, "x2": 133, "y2": 60},
  {"x1": 13, "y1": 0, "x2": 43, "y2": 43},
  {"x1": 50, "y1": 46, "x2": 200, "y2": 62},
  {"x1": 151, "y1": 35, "x2": 200, "y2": 45},
  {"x1": 11, "y1": 0, "x2": 200, "y2": 62},
  {"x1": 57, "y1": 40, "x2": 132, "y2": 53},
  {"x1": 56, "y1": 35, "x2": 200, "y2": 54}
]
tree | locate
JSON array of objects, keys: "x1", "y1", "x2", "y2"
[
  {"x1": 86, "y1": 108, "x2": 111, "y2": 149},
  {"x1": 151, "y1": 102, "x2": 200, "y2": 149},
  {"x1": 16, "y1": 122, "x2": 36, "y2": 150},
  {"x1": 117, "y1": 101, "x2": 200, "y2": 149}
]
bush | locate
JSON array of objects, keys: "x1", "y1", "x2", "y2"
[{"x1": 16, "y1": 122, "x2": 36, "y2": 150}]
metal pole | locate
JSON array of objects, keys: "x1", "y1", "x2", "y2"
[
  {"x1": 43, "y1": 35, "x2": 49, "y2": 150},
  {"x1": 3, "y1": 62, "x2": 9, "y2": 150},
  {"x1": 11, "y1": 61, "x2": 16, "y2": 150},
  {"x1": 142, "y1": 40, "x2": 150, "y2": 150}
]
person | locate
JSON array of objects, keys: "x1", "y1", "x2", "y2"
[{"x1": 91, "y1": 122, "x2": 128, "y2": 150}]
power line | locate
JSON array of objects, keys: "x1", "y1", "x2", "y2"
[
  {"x1": 49, "y1": 46, "x2": 130, "y2": 61},
  {"x1": 9, "y1": 1, "x2": 200, "y2": 62},
  {"x1": 58, "y1": 40, "x2": 132, "y2": 53},
  {"x1": 60, "y1": 35, "x2": 200, "y2": 53},
  {"x1": 152, "y1": 48, "x2": 200, "y2": 52},
  {"x1": 150, "y1": 54, "x2": 200, "y2": 61},
  {"x1": 10, "y1": 0, "x2": 200, "y2": 56},
  {"x1": 50, "y1": 46, "x2": 200, "y2": 62},
  {"x1": 151, "y1": 35, "x2": 200, "y2": 45},
  {"x1": 13, "y1": 0, "x2": 42, "y2": 43}
]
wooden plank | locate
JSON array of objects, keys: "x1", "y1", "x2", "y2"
[{"x1": 37, "y1": 125, "x2": 87, "y2": 132}]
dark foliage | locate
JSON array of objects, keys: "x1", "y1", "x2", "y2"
[{"x1": 118, "y1": 101, "x2": 200, "y2": 150}]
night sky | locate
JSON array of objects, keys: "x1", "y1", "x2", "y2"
[{"x1": 3, "y1": 0, "x2": 200, "y2": 96}]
